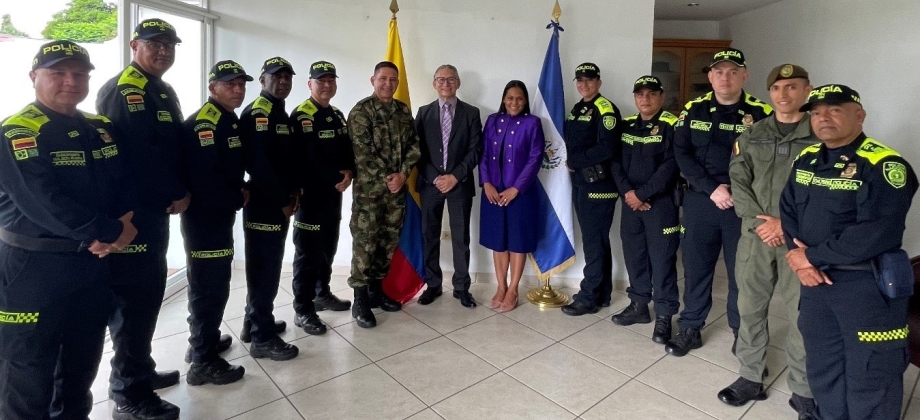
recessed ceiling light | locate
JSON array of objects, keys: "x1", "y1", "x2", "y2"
[{"x1": 688, "y1": 2, "x2": 700, "y2": 6}]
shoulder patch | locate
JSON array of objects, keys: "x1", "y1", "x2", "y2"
[
  {"x1": 659, "y1": 111, "x2": 679, "y2": 126},
  {"x1": 855, "y1": 137, "x2": 900, "y2": 165},
  {"x1": 81, "y1": 112, "x2": 112, "y2": 124},
  {"x1": 2, "y1": 104, "x2": 50, "y2": 132},
  {"x1": 883, "y1": 161, "x2": 908, "y2": 188},
  {"x1": 295, "y1": 100, "x2": 318, "y2": 117},
  {"x1": 196, "y1": 103, "x2": 222, "y2": 125},
  {"x1": 602, "y1": 115, "x2": 617, "y2": 130},
  {"x1": 684, "y1": 92, "x2": 712, "y2": 110},
  {"x1": 253, "y1": 96, "x2": 273, "y2": 114},
  {"x1": 593, "y1": 96, "x2": 615, "y2": 115},
  {"x1": 117, "y1": 66, "x2": 149, "y2": 89}
]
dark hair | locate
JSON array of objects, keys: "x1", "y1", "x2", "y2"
[
  {"x1": 374, "y1": 61, "x2": 399, "y2": 76},
  {"x1": 498, "y1": 80, "x2": 531, "y2": 115}
]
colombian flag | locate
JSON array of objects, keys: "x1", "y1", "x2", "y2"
[{"x1": 381, "y1": 2, "x2": 426, "y2": 303}]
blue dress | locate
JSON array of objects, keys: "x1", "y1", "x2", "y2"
[{"x1": 478, "y1": 113, "x2": 545, "y2": 253}]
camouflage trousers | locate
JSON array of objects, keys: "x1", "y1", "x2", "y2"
[{"x1": 348, "y1": 192, "x2": 406, "y2": 288}]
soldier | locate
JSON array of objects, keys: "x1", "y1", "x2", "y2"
[
  {"x1": 346, "y1": 61, "x2": 420, "y2": 328},
  {"x1": 290, "y1": 60, "x2": 355, "y2": 331},
  {"x1": 96, "y1": 18, "x2": 191, "y2": 419},
  {"x1": 237, "y1": 57, "x2": 299, "y2": 355},
  {"x1": 667, "y1": 48, "x2": 773, "y2": 357},
  {"x1": 182, "y1": 60, "x2": 297, "y2": 385},
  {"x1": 782, "y1": 84, "x2": 918, "y2": 419},
  {"x1": 719, "y1": 64, "x2": 817, "y2": 418},
  {"x1": 608, "y1": 76, "x2": 681, "y2": 344},
  {"x1": 560, "y1": 63, "x2": 622, "y2": 317},
  {"x1": 0, "y1": 40, "x2": 136, "y2": 419}
]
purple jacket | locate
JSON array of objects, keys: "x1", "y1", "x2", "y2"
[{"x1": 479, "y1": 113, "x2": 545, "y2": 193}]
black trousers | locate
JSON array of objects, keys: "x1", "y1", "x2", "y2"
[
  {"x1": 292, "y1": 193, "x2": 342, "y2": 315},
  {"x1": 571, "y1": 182, "x2": 616, "y2": 306},
  {"x1": 800, "y1": 270, "x2": 909, "y2": 420},
  {"x1": 421, "y1": 191, "x2": 473, "y2": 291},
  {"x1": 107, "y1": 210, "x2": 169, "y2": 405},
  {"x1": 0, "y1": 244, "x2": 109, "y2": 420},
  {"x1": 242, "y1": 197, "x2": 289, "y2": 344},
  {"x1": 620, "y1": 195, "x2": 680, "y2": 316},
  {"x1": 181, "y1": 208, "x2": 235, "y2": 364},
  {"x1": 678, "y1": 190, "x2": 741, "y2": 331}
]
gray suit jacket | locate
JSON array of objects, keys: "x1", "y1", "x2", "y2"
[{"x1": 414, "y1": 99, "x2": 483, "y2": 198}]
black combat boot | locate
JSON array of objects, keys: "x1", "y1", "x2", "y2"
[{"x1": 352, "y1": 286, "x2": 377, "y2": 328}]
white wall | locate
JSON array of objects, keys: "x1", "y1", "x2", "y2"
[
  {"x1": 210, "y1": 0, "x2": 655, "y2": 283},
  {"x1": 653, "y1": 19, "x2": 721, "y2": 39},
  {"x1": 720, "y1": 0, "x2": 920, "y2": 256}
]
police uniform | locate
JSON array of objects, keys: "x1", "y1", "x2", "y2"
[
  {"x1": 181, "y1": 61, "x2": 262, "y2": 378},
  {"x1": 95, "y1": 19, "x2": 186, "y2": 409},
  {"x1": 239, "y1": 58, "x2": 297, "y2": 346},
  {"x1": 0, "y1": 41, "x2": 132, "y2": 419},
  {"x1": 561, "y1": 63, "x2": 621, "y2": 313},
  {"x1": 347, "y1": 90, "x2": 420, "y2": 328},
  {"x1": 290, "y1": 65, "x2": 355, "y2": 318},
  {"x1": 671, "y1": 49, "x2": 772, "y2": 352},
  {"x1": 781, "y1": 85, "x2": 918, "y2": 420},
  {"x1": 725, "y1": 64, "x2": 817, "y2": 410},
  {"x1": 610, "y1": 77, "x2": 681, "y2": 332}
]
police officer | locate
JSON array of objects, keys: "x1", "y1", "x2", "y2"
[
  {"x1": 719, "y1": 64, "x2": 817, "y2": 418},
  {"x1": 781, "y1": 85, "x2": 918, "y2": 419},
  {"x1": 0, "y1": 40, "x2": 137, "y2": 419},
  {"x1": 96, "y1": 18, "x2": 191, "y2": 419},
  {"x1": 347, "y1": 61, "x2": 420, "y2": 328},
  {"x1": 182, "y1": 60, "x2": 296, "y2": 384},
  {"x1": 667, "y1": 48, "x2": 773, "y2": 357},
  {"x1": 560, "y1": 63, "x2": 622, "y2": 316},
  {"x1": 236, "y1": 57, "x2": 299, "y2": 356},
  {"x1": 290, "y1": 60, "x2": 355, "y2": 330},
  {"x1": 608, "y1": 76, "x2": 680, "y2": 344}
]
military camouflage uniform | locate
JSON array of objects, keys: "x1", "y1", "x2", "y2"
[{"x1": 346, "y1": 95, "x2": 420, "y2": 289}]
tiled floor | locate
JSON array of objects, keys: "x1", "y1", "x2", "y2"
[{"x1": 89, "y1": 266, "x2": 920, "y2": 420}]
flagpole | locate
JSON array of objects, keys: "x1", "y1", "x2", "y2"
[{"x1": 527, "y1": 0, "x2": 570, "y2": 309}]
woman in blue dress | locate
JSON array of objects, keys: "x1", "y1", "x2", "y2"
[{"x1": 479, "y1": 80, "x2": 545, "y2": 312}]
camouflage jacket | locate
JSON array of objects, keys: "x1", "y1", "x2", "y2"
[{"x1": 347, "y1": 95, "x2": 420, "y2": 198}]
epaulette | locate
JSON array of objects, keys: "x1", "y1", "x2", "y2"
[
  {"x1": 856, "y1": 137, "x2": 901, "y2": 165},
  {"x1": 81, "y1": 111, "x2": 112, "y2": 124},
  {"x1": 796, "y1": 143, "x2": 822, "y2": 160},
  {"x1": 659, "y1": 111, "x2": 679, "y2": 126},
  {"x1": 623, "y1": 115, "x2": 638, "y2": 121},
  {"x1": 2, "y1": 104, "x2": 49, "y2": 132},
  {"x1": 252, "y1": 96, "x2": 273, "y2": 114},
  {"x1": 196, "y1": 103, "x2": 221, "y2": 124},
  {"x1": 684, "y1": 92, "x2": 712, "y2": 109},
  {"x1": 117, "y1": 66, "x2": 148, "y2": 90},
  {"x1": 593, "y1": 96, "x2": 615, "y2": 114},
  {"x1": 744, "y1": 93, "x2": 774, "y2": 114},
  {"x1": 295, "y1": 100, "x2": 318, "y2": 117}
]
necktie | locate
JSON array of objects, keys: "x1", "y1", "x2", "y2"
[{"x1": 441, "y1": 102, "x2": 452, "y2": 169}]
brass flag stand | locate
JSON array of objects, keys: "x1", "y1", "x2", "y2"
[{"x1": 526, "y1": 1, "x2": 570, "y2": 310}]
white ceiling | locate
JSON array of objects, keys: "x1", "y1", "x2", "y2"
[{"x1": 654, "y1": 0, "x2": 784, "y2": 20}]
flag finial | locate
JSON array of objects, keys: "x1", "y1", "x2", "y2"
[
  {"x1": 390, "y1": 0, "x2": 399, "y2": 17},
  {"x1": 552, "y1": 0, "x2": 561, "y2": 23}
]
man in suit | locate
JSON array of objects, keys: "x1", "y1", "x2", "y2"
[{"x1": 415, "y1": 65, "x2": 483, "y2": 308}]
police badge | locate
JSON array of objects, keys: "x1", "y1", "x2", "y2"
[
  {"x1": 97, "y1": 128, "x2": 113, "y2": 143},
  {"x1": 742, "y1": 114, "x2": 754, "y2": 127},
  {"x1": 603, "y1": 115, "x2": 616, "y2": 130},
  {"x1": 650, "y1": 125, "x2": 659, "y2": 135},
  {"x1": 841, "y1": 163, "x2": 857, "y2": 179}
]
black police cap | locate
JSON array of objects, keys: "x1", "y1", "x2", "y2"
[
  {"x1": 633, "y1": 75, "x2": 663, "y2": 93},
  {"x1": 261, "y1": 57, "x2": 295, "y2": 76},
  {"x1": 32, "y1": 40, "x2": 94, "y2": 71},
  {"x1": 208, "y1": 60, "x2": 254, "y2": 82},
  {"x1": 574, "y1": 63, "x2": 600, "y2": 80},
  {"x1": 709, "y1": 48, "x2": 746, "y2": 69},
  {"x1": 799, "y1": 84, "x2": 862, "y2": 112},
  {"x1": 133, "y1": 18, "x2": 182, "y2": 44},
  {"x1": 310, "y1": 61, "x2": 338, "y2": 79}
]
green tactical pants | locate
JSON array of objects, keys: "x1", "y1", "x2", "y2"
[
  {"x1": 735, "y1": 233, "x2": 812, "y2": 397},
  {"x1": 348, "y1": 192, "x2": 406, "y2": 289}
]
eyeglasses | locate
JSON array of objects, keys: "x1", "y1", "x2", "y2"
[
  {"x1": 434, "y1": 77, "x2": 458, "y2": 85},
  {"x1": 139, "y1": 40, "x2": 178, "y2": 51}
]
